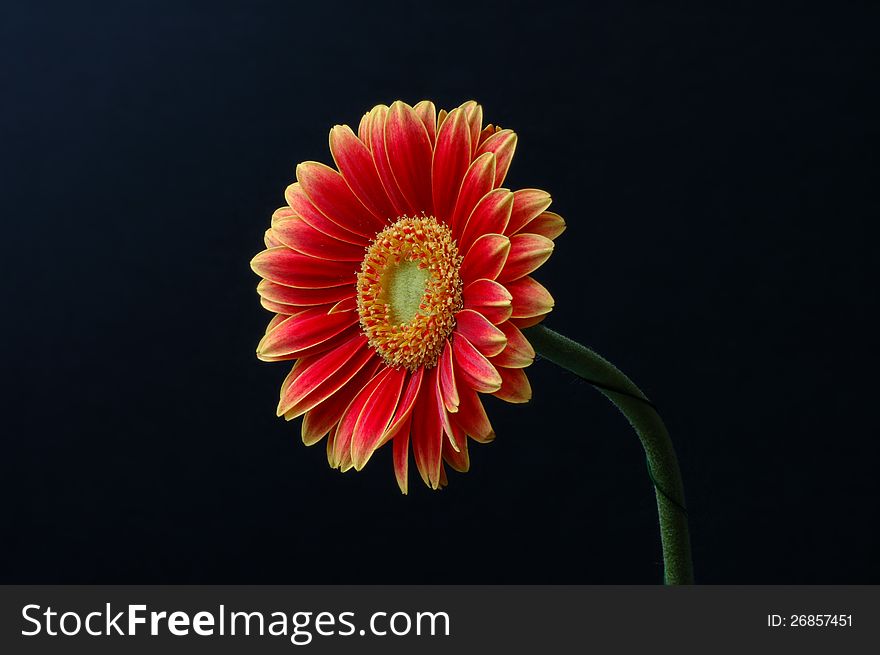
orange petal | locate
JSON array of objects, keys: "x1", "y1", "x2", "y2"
[
  {"x1": 462, "y1": 278, "x2": 513, "y2": 325},
  {"x1": 499, "y1": 233, "x2": 554, "y2": 282}
]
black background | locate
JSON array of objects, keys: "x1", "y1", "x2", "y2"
[{"x1": 2, "y1": 0, "x2": 877, "y2": 584}]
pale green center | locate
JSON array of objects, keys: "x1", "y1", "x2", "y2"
[{"x1": 382, "y1": 259, "x2": 430, "y2": 325}]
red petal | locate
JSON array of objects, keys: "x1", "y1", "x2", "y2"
[
  {"x1": 393, "y1": 416, "x2": 412, "y2": 494},
  {"x1": 382, "y1": 367, "x2": 424, "y2": 445},
  {"x1": 510, "y1": 315, "x2": 548, "y2": 329},
  {"x1": 476, "y1": 129, "x2": 517, "y2": 187},
  {"x1": 331, "y1": 366, "x2": 393, "y2": 469},
  {"x1": 452, "y1": 334, "x2": 502, "y2": 393},
  {"x1": 250, "y1": 247, "x2": 358, "y2": 289},
  {"x1": 462, "y1": 278, "x2": 513, "y2": 324},
  {"x1": 478, "y1": 124, "x2": 501, "y2": 147},
  {"x1": 452, "y1": 384, "x2": 494, "y2": 443},
  {"x1": 438, "y1": 340, "x2": 459, "y2": 412},
  {"x1": 455, "y1": 309, "x2": 507, "y2": 357},
  {"x1": 459, "y1": 100, "x2": 483, "y2": 155},
  {"x1": 499, "y1": 233, "x2": 554, "y2": 282},
  {"x1": 368, "y1": 105, "x2": 409, "y2": 215},
  {"x1": 507, "y1": 276, "x2": 555, "y2": 318},
  {"x1": 301, "y1": 359, "x2": 381, "y2": 446},
  {"x1": 460, "y1": 234, "x2": 510, "y2": 283},
  {"x1": 384, "y1": 100, "x2": 434, "y2": 214},
  {"x1": 257, "y1": 279, "x2": 354, "y2": 308},
  {"x1": 257, "y1": 306, "x2": 358, "y2": 359},
  {"x1": 328, "y1": 296, "x2": 357, "y2": 313},
  {"x1": 264, "y1": 227, "x2": 282, "y2": 248},
  {"x1": 506, "y1": 189, "x2": 552, "y2": 235},
  {"x1": 492, "y1": 321, "x2": 535, "y2": 368},
  {"x1": 272, "y1": 216, "x2": 366, "y2": 261},
  {"x1": 350, "y1": 367, "x2": 407, "y2": 470},
  {"x1": 431, "y1": 107, "x2": 472, "y2": 224},
  {"x1": 330, "y1": 124, "x2": 398, "y2": 223},
  {"x1": 458, "y1": 189, "x2": 514, "y2": 253},
  {"x1": 411, "y1": 367, "x2": 443, "y2": 489},
  {"x1": 357, "y1": 111, "x2": 371, "y2": 145},
  {"x1": 265, "y1": 313, "x2": 288, "y2": 334},
  {"x1": 285, "y1": 183, "x2": 367, "y2": 246},
  {"x1": 442, "y1": 420, "x2": 469, "y2": 472},
  {"x1": 271, "y1": 206, "x2": 296, "y2": 224},
  {"x1": 259, "y1": 296, "x2": 307, "y2": 316},
  {"x1": 449, "y1": 152, "x2": 495, "y2": 233},
  {"x1": 277, "y1": 335, "x2": 375, "y2": 418},
  {"x1": 519, "y1": 210, "x2": 566, "y2": 240},
  {"x1": 297, "y1": 161, "x2": 386, "y2": 238},
  {"x1": 434, "y1": 367, "x2": 457, "y2": 450},
  {"x1": 413, "y1": 100, "x2": 437, "y2": 145},
  {"x1": 494, "y1": 366, "x2": 532, "y2": 403}
]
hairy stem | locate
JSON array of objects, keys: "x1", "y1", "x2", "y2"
[{"x1": 523, "y1": 324, "x2": 694, "y2": 584}]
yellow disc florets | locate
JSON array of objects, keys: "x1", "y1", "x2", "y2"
[{"x1": 357, "y1": 215, "x2": 463, "y2": 370}]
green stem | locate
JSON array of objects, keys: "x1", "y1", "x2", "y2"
[{"x1": 523, "y1": 324, "x2": 694, "y2": 585}]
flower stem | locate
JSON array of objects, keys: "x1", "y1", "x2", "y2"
[{"x1": 523, "y1": 324, "x2": 694, "y2": 585}]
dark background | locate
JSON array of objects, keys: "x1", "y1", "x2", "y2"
[{"x1": 1, "y1": 0, "x2": 877, "y2": 584}]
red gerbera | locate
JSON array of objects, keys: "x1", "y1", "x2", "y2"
[{"x1": 251, "y1": 100, "x2": 565, "y2": 492}]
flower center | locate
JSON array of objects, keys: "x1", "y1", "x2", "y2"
[{"x1": 357, "y1": 215, "x2": 463, "y2": 370}]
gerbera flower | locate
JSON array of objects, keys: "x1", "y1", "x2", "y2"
[{"x1": 251, "y1": 100, "x2": 565, "y2": 492}]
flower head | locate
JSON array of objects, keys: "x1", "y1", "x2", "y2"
[{"x1": 251, "y1": 100, "x2": 565, "y2": 492}]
